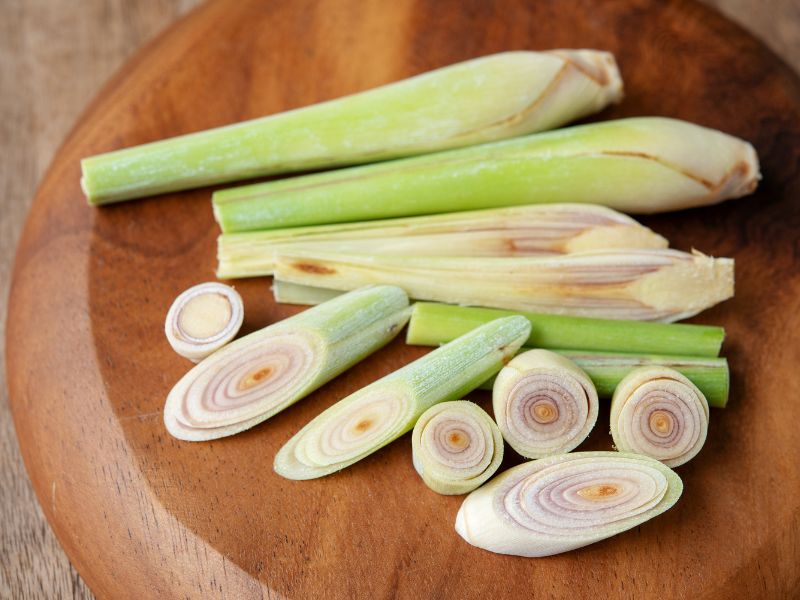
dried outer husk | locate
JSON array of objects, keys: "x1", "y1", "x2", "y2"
[
  {"x1": 610, "y1": 367, "x2": 709, "y2": 467},
  {"x1": 493, "y1": 350, "x2": 598, "y2": 458},
  {"x1": 455, "y1": 451, "x2": 683, "y2": 557},
  {"x1": 412, "y1": 401, "x2": 504, "y2": 495},
  {"x1": 273, "y1": 316, "x2": 531, "y2": 480},
  {"x1": 83, "y1": 50, "x2": 622, "y2": 204},
  {"x1": 216, "y1": 204, "x2": 666, "y2": 278},
  {"x1": 164, "y1": 285, "x2": 410, "y2": 441},
  {"x1": 272, "y1": 248, "x2": 734, "y2": 322}
]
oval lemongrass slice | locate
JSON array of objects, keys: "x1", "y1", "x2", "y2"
[
  {"x1": 274, "y1": 316, "x2": 531, "y2": 480},
  {"x1": 493, "y1": 349, "x2": 598, "y2": 458},
  {"x1": 412, "y1": 401, "x2": 504, "y2": 495},
  {"x1": 165, "y1": 282, "x2": 244, "y2": 362},
  {"x1": 455, "y1": 451, "x2": 683, "y2": 557},
  {"x1": 164, "y1": 285, "x2": 410, "y2": 441},
  {"x1": 610, "y1": 367, "x2": 709, "y2": 467}
]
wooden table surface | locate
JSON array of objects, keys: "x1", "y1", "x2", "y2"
[{"x1": 1, "y1": 0, "x2": 798, "y2": 597}]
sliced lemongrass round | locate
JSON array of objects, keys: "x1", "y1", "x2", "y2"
[
  {"x1": 412, "y1": 401, "x2": 504, "y2": 495},
  {"x1": 164, "y1": 285, "x2": 410, "y2": 441},
  {"x1": 165, "y1": 282, "x2": 244, "y2": 362},
  {"x1": 492, "y1": 349, "x2": 598, "y2": 458},
  {"x1": 610, "y1": 366, "x2": 709, "y2": 467},
  {"x1": 455, "y1": 451, "x2": 683, "y2": 557}
]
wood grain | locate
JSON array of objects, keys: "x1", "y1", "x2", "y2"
[{"x1": 2, "y1": 0, "x2": 799, "y2": 598}]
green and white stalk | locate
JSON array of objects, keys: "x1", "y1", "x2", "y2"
[
  {"x1": 273, "y1": 316, "x2": 531, "y2": 480},
  {"x1": 273, "y1": 281, "x2": 343, "y2": 306},
  {"x1": 213, "y1": 117, "x2": 759, "y2": 232},
  {"x1": 610, "y1": 367, "x2": 709, "y2": 467},
  {"x1": 272, "y1": 248, "x2": 734, "y2": 322},
  {"x1": 493, "y1": 350, "x2": 598, "y2": 459},
  {"x1": 455, "y1": 452, "x2": 683, "y2": 557},
  {"x1": 412, "y1": 401, "x2": 504, "y2": 495},
  {"x1": 164, "y1": 285, "x2": 410, "y2": 441},
  {"x1": 217, "y1": 204, "x2": 666, "y2": 278},
  {"x1": 406, "y1": 302, "x2": 725, "y2": 357},
  {"x1": 82, "y1": 50, "x2": 622, "y2": 204}
]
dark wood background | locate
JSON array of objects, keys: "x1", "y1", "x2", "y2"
[{"x1": 1, "y1": 0, "x2": 798, "y2": 597}]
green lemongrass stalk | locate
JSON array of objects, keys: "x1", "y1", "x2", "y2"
[
  {"x1": 273, "y1": 316, "x2": 531, "y2": 480},
  {"x1": 164, "y1": 285, "x2": 410, "y2": 441},
  {"x1": 411, "y1": 401, "x2": 504, "y2": 495},
  {"x1": 610, "y1": 367, "x2": 709, "y2": 467},
  {"x1": 217, "y1": 204, "x2": 667, "y2": 278},
  {"x1": 82, "y1": 50, "x2": 623, "y2": 204},
  {"x1": 273, "y1": 281, "x2": 342, "y2": 305},
  {"x1": 406, "y1": 302, "x2": 725, "y2": 357},
  {"x1": 478, "y1": 351, "x2": 727, "y2": 407},
  {"x1": 272, "y1": 249, "x2": 734, "y2": 322},
  {"x1": 455, "y1": 452, "x2": 682, "y2": 557},
  {"x1": 493, "y1": 350, "x2": 599, "y2": 458},
  {"x1": 213, "y1": 117, "x2": 759, "y2": 232}
]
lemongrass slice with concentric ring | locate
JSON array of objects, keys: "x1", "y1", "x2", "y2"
[
  {"x1": 274, "y1": 316, "x2": 531, "y2": 480},
  {"x1": 493, "y1": 349, "x2": 598, "y2": 458},
  {"x1": 164, "y1": 285, "x2": 410, "y2": 441},
  {"x1": 165, "y1": 282, "x2": 244, "y2": 362},
  {"x1": 455, "y1": 451, "x2": 682, "y2": 557},
  {"x1": 412, "y1": 401, "x2": 504, "y2": 495},
  {"x1": 610, "y1": 367, "x2": 709, "y2": 467}
]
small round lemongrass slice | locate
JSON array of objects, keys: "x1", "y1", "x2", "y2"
[
  {"x1": 455, "y1": 451, "x2": 683, "y2": 557},
  {"x1": 412, "y1": 401, "x2": 504, "y2": 495},
  {"x1": 165, "y1": 282, "x2": 244, "y2": 362},
  {"x1": 610, "y1": 367, "x2": 709, "y2": 467},
  {"x1": 492, "y1": 349, "x2": 598, "y2": 458}
]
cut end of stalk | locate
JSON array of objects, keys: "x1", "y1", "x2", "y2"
[
  {"x1": 493, "y1": 350, "x2": 598, "y2": 458},
  {"x1": 455, "y1": 451, "x2": 683, "y2": 557},
  {"x1": 549, "y1": 49, "x2": 624, "y2": 105},
  {"x1": 412, "y1": 400, "x2": 504, "y2": 495},
  {"x1": 165, "y1": 282, "x2": 244, "y2": 362},
  {"x1": 610, "y1": 367, "x2": 709, "y2": 467},
  {"x1": 274, "y1": 384, "x2": 414, "y2": 480}
]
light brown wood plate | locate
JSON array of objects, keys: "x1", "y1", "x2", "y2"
[{"x1": 6, "y1": 0, "x2": 800, "y2": 597}]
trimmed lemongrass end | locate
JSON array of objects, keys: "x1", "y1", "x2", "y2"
[
  {"x1": 213, "y1": 117, "x2": 759, "y2": 233},
  {"x1": 83, "y1": 50, "x2": 622, "y2": 205},
  {"x1": 164, "y1": 282, "x2": 243, "y2": 362},
  {"x1": 610, "y1": 367, "x2": 709, "y2": 467},
  {"x1": 164, "y1": 285, "x2": 410, "y2": 441},
  {"x1": 493, "y1": 350, "x2": 598, "y2": 458},
  {"x1": 274, "y1": 316, "x2": 531, "y2": 480},
  {"x1": 406, "y1": 302, "x2": 725, "y2": 358},
  {"x1": 412, "y1": 401, "x2": 504, "y2": 495},
  {"x1": 455, "y1": 451, "x2": 683, "y2": 557},
  {"x1": 273, "y1": 248, "x2": 734, "y2": 322},
  {"x1": 216, "y1": 204, "x2": 667, "y2": 279}
]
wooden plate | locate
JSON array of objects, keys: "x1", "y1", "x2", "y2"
[{"x1": 7, "y1": 0, "x2": 800, "y2": 597}]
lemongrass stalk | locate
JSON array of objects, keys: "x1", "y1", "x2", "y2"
[
  {"x1": 273, "y1": 316, "x2": 531, "y2": 480},
  {"x1": 213, "y1": 117, "x2": 759, "y2": 232},
  {"x1": 412, "y1": 401, "x2": 504, "y2": 495},
  {"x1": 478, "y1": 351, "x2": 728, "y2": 408},
  {"x1": 272, "y1": 248, "x2": 734, "y2": 322},
  {"x1": 407, "y1": 302, "x2": 724, "y2": 357},
  {"x1": 216, "y1": 204, "x2": 666, "y2": 278},
  {"x1": 164, "y1": 285, "x2": 410, "y2": 441},
  {"x1": 165, "y1": 282, "x2": 244, "y2": 362},
  {"x1": 82, "y1": 50, "x2": 622, "y2": 205},
  {"x1": 272, "y1": 281, "x2": 342, "y2": 305},
  {"x1": 455, "y1": 452, "x2": 682, "y2": 557},
  {"x1": 493, "y1": 350, "x2": 598, "y2": 458},
  {"x1": 610, "y1": 367, "x2": 709, "y2": 467}
]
